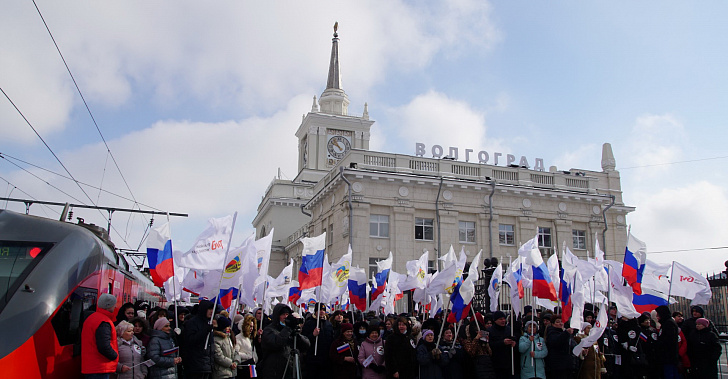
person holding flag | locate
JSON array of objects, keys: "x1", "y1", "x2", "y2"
[
  {"x1": 147, "y1": 317, "x2": 181, "y2": 379},
  {"x1": 329, "y1": 323, "x2": 359, "y2": 379},
  {"x1": 302, "y1": 303, "x2": 334, "y2": 379}
]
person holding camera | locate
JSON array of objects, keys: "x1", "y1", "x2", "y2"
[{"x1": 259, "y1": 304, "x2": 310, "y2": 379}]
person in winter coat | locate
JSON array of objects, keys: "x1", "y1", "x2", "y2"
[
  {"x1": 212, "y1": 315, "x2": 240, "y2": 379},
  {"x1": 463, "y1": 322, "x2": 496, "y2": 379},
  {"x1": 575, "y1": 323, "x2": 605, "y2": 379},
  {"x1": 439, "y1": 327, "x2": 465, "y2": 379},
  {"x1": 235, "y1": 315, "x2": 257, "y2": 379},
  {"x1": 116, "y1": 303, "x2": 137, "y2": 326},
  {"x1": 113, "y1": 321, "x2": 147, "y2": 379},
  {"x1": 329, "y1": 323, "x2": 359, "y2": 379},
  {"x1": 181, "y1": 300, "x2": 216, "y2": 379},
  {"x1": 518, "y1": 320, "x2": 547, "y2": 379},
  {"x1": 147, "y1": 317, "x2": 182, "y2": 379},
  {"x1": 654, "y1": 305, "x2": 681, "y2": 379},
  {"x1": 384, "y1": 316, "x2": 417, "y2": 379},
  {"x1": 82, "y1": 293, "x2": 124, "y2": 378},
  {"x1": 302, "y1": 303, "x2": 334, "y2": 379},
  {"x1": 358, "y1": 324, "x2": 386, "y2": 379},
  {"x1": 416, "y1": 329, "x2": 449, "y2": 379},
  {"x1": 488, "y1": 310, "x2": 519, "y2": 379},
  {"x1": 354, "y1": 320, "x2": 370, "y2": 346},
  {"x1": 258, "y1": 304, "x2": 310, "y2": 379},
  {"x1": 687, "y1": 318, "x2": 722, "y2": 379},
  {"x1": 130, "y1": 317, "x2": 152, "y2": 348},
  {"x1": 544, "y1": 315, "x2": 576, "y2": 379},
  {"x1": 682, "y1": 305, "x2": 719, "y2": 339},
  {"x1": 638, "y1": 313, "x2": 659, "y2": 379}
]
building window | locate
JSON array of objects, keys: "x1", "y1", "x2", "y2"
[
  {"x1": 369, "y1": 258, "x2": 380, "y2": 277},
  {"x1": 370, "y1": 215, "x2": 390, "y2": 238},
  {"x1": 538, "y1": 227, "x2": 552, "y2": 254},
  {"x1": 414, "y1": 218, "x2": 434, "y2": 241},
  {"x1": 459, "y1": 221, "x2": 476, "y2": 243},
  {"x1": 428, "y1": 260, "x2": 436, "y2": 274},
  {"x1": 573, "y1": 229, "x2": 587, "y2": 250},
  {"x1": 327, "y1": 224, "x2": 333, "y2": 247},
  {"x1": 499, "y1": 224, "x2": 515, "y2": 245}
]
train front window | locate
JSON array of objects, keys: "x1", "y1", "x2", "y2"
[{"x1": 0, "y1": 242, "x2": 51, "y2": 303}]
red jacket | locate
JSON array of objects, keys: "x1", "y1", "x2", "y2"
[
  {"x1": 82, "y1": 308, "x2": 119, "y2": 374},
  {"x1": 677, "y1": 329, "x2": 690, "y2": 368}
]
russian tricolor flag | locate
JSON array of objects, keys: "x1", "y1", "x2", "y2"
[
  {"x1": 559, "y1": 267, "x2": 573, "y2": 324},
  {"x1": 162, "y1": 346, "x2": 179, "y2": 356},
  {"x1": 371, "y1": 253, "x2": 392, "y2": 300},
  {"x1": 336, "y1": 343, "x2": 351, "y2": 353},
  {"x1": 520, "y1": 236, "x2": 557, "y2": 301},
  {"x1": 622, "y1": 233, "x2": 647, "y2": 295},
  {"x1": 632, "y1": 288, "x2": 668, "y2": 314},
  {"x1": 347, "y1": 267, "x2": 368, "y2": 311},
  {"x1": 288, "y1": 286, "x2": 302, "y2": 305},
  {"x1": 298, "y1": 233, "x2": 326, "y2": 290},
  {"x1": 214, "y1": 287, "x2": 239, "y2": 310},
  {"x1": 147, "y1": 223, "x2": 174, "y2": 287}
]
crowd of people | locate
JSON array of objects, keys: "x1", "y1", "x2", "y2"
[{"x1": 81, "y1": 294, "x2": 723, "y2": 379}]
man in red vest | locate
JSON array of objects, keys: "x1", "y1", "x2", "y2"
[{"x1": 82, "y1": 293, "x2": 129, "y2": 378}]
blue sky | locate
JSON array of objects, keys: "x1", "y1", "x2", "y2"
[{"x1": 1, "y1": 1, "x2": 726, "y2": 275}]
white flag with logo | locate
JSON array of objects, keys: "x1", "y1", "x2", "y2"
[
  {"x1": 175, "y1": 214, "x2": 236, "y2": 270},
  {"x1": 253, "y1": 229, "x2": 274, "y2": 304},
  {"x1": 671, "y1": 262, "x2": 712, "y2": 305},
  {"x1": 488, "y1": 262, "x2": 502, "y2": 312}
]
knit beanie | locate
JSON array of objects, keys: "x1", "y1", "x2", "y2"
[
  {"x1": 154, "y1": 317, "x2": 170, "y2": 331},
  {"x1": 696, "y1": 318, "x2": 709, "y2": 327},
  {"x1": 97, "y1": 293, "x2": 117, "y2": 311},
  {"x1": 493, "y1": 310, "x2": 506, "y2": 321},
  {"x1": 340, "y1": 323, "x2": 354, "y2": 332},
  {"x1": 422, "y1": 329, "x2": 434, "y2": 338}
]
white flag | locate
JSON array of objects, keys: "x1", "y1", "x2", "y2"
[
  {"x1": 572, "y1": 300, "x2": 608, "y2": 356},
  {"x1": 604, "y1": 260, "x2": 640, "y2": 318},
  {"x1": 324, "y1": 246, "x2": 352, "y2": 302},
  {"x1": 488, "y1": 263, "x2": 502, "y2": 312},
  {"x1": 426, "y1": 263, "x2": 458, "y2": 296},
  {"x1": 671, "y1": 262, "x2": 712, "y2": 305},
  {"x1": 400, "y1": 251, "x2": 429, "y2": 291},
  {"x1": 175, "y1": 214, "x2": 236, "y2": 270},
  {"x1": 253, "y1": 229, "x2": 274, "y2": 305},
  {"x1": 266, "y1": 259, "x2": 294, "y2": 298}
]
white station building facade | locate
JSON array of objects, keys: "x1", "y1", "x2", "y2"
[{"x1": 253, "y1": 28, "x2": 635, "y2": 287}]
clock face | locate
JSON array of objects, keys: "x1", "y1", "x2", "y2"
[{"x1": 327, "y1": 135, "x2": 351, "y2": 160}]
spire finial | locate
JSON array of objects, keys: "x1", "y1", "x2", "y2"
[{"x1": 333, "y1": 21, "x2": 338, "y2": 37}]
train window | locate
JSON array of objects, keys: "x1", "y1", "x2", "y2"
[
  {"x1": 51, "y1": 287, "x2": 97, "y2": 346},
  {"x1": 0, "y1": 242, "x2": 52, "y2": 306}
]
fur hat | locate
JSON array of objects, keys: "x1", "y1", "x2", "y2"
[
  {"x1": 97, "y1": 293, "x2": 117, "y2": 311},
  {"x1": 154, "y1": 317, "x2": 170, "y2": 331}
]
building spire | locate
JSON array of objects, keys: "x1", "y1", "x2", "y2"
[{"x1": 319, "y1": 22, "x2": 350, "y2": 115}]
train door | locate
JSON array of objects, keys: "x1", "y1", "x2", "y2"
[{"x1": 123, "y1": 277, "x2": 133, "y2": 304}]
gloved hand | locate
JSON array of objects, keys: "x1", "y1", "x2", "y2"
[{"x1": 447, "y1": 349, "x2": 456, "y2": 358}]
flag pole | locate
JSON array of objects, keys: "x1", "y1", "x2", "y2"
[
  {"x1": 166, "y1": 212, "x2": 180, "y2": 333},
  {"x1": 452, "y1": 320, "x2": 462, "y2": 349},
  {"x1": 435, "y1": 295, "x2": 452, "y2": 347},
  {"x1": 667, "y1": 261, "x2": 675, "y2": 301},
  {"x1": 206, "y1": 212, "x2": 238, "y2": 346}
]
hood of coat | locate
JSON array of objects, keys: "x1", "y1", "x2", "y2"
[
  {"x1": 270, "y1": 303, "x2": 293, "y2": 325},
  {"x1": 197, "y1": 300, "x2": 215, "y2": 319}
]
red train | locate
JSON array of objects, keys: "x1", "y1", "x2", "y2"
[{"x1": 0, "y1": 210, "x2": 164, "y2": 378}]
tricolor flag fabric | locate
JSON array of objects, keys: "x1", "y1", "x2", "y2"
[
  {"x1": 288, "y1": 284, "x2": 302, "y2": 305},
  {"x1": 162, "y1": 347, "x2": 179, "y2": 356},
  {"x1": 147, "y1": 222, "x2": 174, "y2": 287},
  {"x1": 622, "y1": 233, "x2": 647, "y2": 295},
  {"x1": 632, "y1": 288, "x2": 669, "y2": 314},
  {"x1": 336, "y1": 343, "x2": 351, "y2": 353},
  {"x1": 559, "y1": 266, "x2": 573, "y2": 323},
  {"x1": 298, "y1": 233, "x2": 326, "y2": 290},
  {"x1": 371, "y1": 252, "x2": 393, "y2": 302},
  {"x1": 519, "y1": 235, "x2": 558, "y2": 301},
  {"x1": 248, "y1": 364, "x2": 257, "y2": 378},
  {"x1": 450, "y1": 251, "x2": 481, "y2": 322},
  {"x1": 214, "y1": 287, "x2": 239, "y2": 310},
  {"x1": 348, "y1": 267, "x2": 368, "y2": 311}
]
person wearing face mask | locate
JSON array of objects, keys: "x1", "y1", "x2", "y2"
[
  {"x1": 147, "y1": 317, "x2": 182, "y2": 379},
  {"x1": 518, "y1": 320, "x2": 547, "y2": 379},
  {"x1": 359, "y1": 325, "x2": 386, "y2": 379},
  {"x1": 354, "y1": 320, "x2": 370, "y2": 346}
]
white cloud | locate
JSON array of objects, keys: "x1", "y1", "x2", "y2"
[
  {"x1": 0, "y1": 1, "x2": 500, "y2": 132},
  {"x1": 552, "y1": 143, "x2": 600, "y2": 172},
  {"x1": 627, "y1": 181, "x2": 728, "y2": 274},
  {"x1": 621, "y1": 114, "x2": 686, "y2": 176},
  {"x1": 385, "y1": 90, "x2": 508, "y2": 157}
]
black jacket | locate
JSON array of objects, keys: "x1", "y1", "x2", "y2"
[
  {"x1": 654, "y1": 306, "x2": 679, "y2": 365},
  {"x1": 258, "y1": 304, "x2": 310, "y2": 379},
  {"x1": 544, "y1": 325, "x2": 574, "y2": 372},
  {"x1": 180, "y1": 300, "x2": 214, "y2": 374},
  {"x1": 487, "y1": 322, "x2": 519, "y2": 376},
  {"x1": 384, "y1": 328, "x2": 417, "y2": 379}
]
